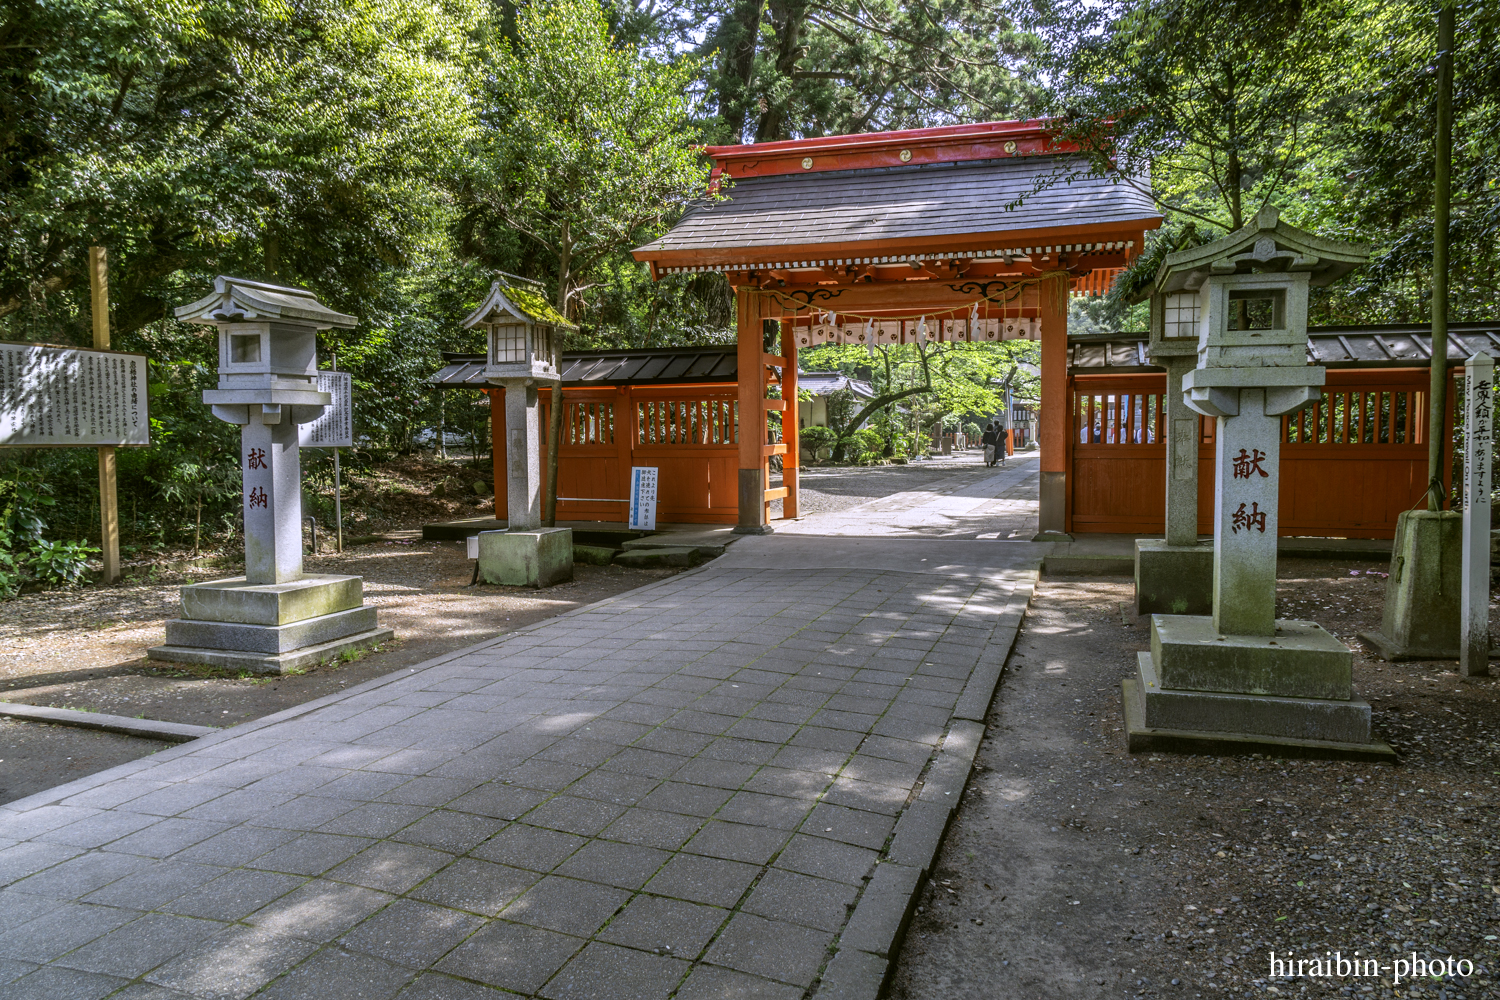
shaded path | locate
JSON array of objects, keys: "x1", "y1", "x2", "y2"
[{"x1": 0, "y1": 537, "x2": 1041, "y2": 999}]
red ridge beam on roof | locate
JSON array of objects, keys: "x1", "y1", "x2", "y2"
[{"x1": 704, "y1": 119, "x2": 1082, "y2": 182}]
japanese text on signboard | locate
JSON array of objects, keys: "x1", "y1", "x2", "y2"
[{"x1": 0, "y1": 343, "x2": 149, "y2": 447}]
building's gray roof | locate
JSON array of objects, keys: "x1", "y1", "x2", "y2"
[
  {"x1": 797, "y1": 373, "x2": 877, "y2": 398},
  {"x1": 636, "y1": 156, "x2": 1159, "y2": 258},
  {"x1": 1069, "y1": 323, "x2": 1500, "y2": 372},
  {"x1": 431, "y1": 348, "x2": 737, "y2": 389}
]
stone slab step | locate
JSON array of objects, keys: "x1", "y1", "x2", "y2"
[
  {"x1": 1122, "y1": 677, "x2": 1396, "y2": 762},
  {"x1": 613, "y1": 546, "x2": 705, "y2": 568},
  {"x1": 148, "y1": 627, "x2": 395, "y2": 676},
  {"x1": 0, "y1": 701, "x2": 216, "y2": 744}
]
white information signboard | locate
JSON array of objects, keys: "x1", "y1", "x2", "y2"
[
  {"x1": 300, "y1": 371, "x2": 353, "y2": 448},
  {"x1": 0, "y1": 342, "x2": 149, "y2": 448},
  {"x1": 629, "y1": 466, "x2": 658, "y2": 531}
]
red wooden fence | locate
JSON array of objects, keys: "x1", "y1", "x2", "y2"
[
  {"x1": 1067, "y1": 368, "x2": 1447, "y2": 538},
  {"x1": 490, "y1": 384, "x2": 740, "y2": 524}
]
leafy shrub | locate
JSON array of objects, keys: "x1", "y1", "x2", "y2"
[
  {"x1": 850, "y1": 428, "x2": 885, "y2": 464},
  {"x1": 800, "y1": 426, "x2": 836, "y2": 458},
  {"x1": 0, "y1": 471, "x2": 98, "y2": 597},
  {"x1": 963, "y1": 421, "x2": 982, "y2": 440}
]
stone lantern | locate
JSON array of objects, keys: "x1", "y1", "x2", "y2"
[
  {"x1": 149, "y1": 277, "x2": 391, "y2": 673},
  {"x1": 1123, "y1": 207, "x2": 1393, "y2": 758},
  {"x1": 1133, "y1": 280, "x2": 1212, "y2": 615},
  {"x1": 461, "y1": 276, "x2": 576, "y2": 586}
]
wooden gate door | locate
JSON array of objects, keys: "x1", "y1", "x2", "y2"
[
  {"x1": 542, "y1": 388, "x2": 632, "y2": 521},
  {"x1": 1277, "y1": 369, "x2": 1437, "y2": 538},
  {"x1": 630, "y1": 386, "x2": 739, "y2": 524}
]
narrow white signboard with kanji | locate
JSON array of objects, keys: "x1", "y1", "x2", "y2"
[
  {"x1": 0, "y1": 342, "x2": 149, "y2": 447},
  {"x1": 299, "y1": 371, "x2": 353, "y2": 448},
  {"x1": 629, "y1": 466, "x2": 658, "y2": 531}
]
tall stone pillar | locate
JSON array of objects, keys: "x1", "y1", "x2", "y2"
[
  {"x1": 1134, "y1": 313, "x2": 1212, "y2": 614},
  {"x1": 1122, "y1": 207, "x2": 1392, "y2": 760},
  {"x1": 1206, "y1": 388, "x2": 1282, "y2": 636},
  {"x1": 502, "y1": 379, "x2": 542, "y2": 530},
  {"x1": 150, "y1": 277, "x2": 392, "y2": 674},
  {"x1": 241, "y1": 411, "x2": 305, "y2": 584}
]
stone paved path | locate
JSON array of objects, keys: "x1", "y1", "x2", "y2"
[{"x1": 0, "y1": 536, "x2": 1041, "y2": 999}]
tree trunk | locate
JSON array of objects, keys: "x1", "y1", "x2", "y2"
[
  {"x1": 717, "y1": 0, "x2": 765, "y2": 143},
  {"x1": 755, "y1": 0, "x2": 809, "y2": 143}
]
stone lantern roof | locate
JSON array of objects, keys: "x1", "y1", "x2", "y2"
[
  {"x1": 461, "y1": 277, "x2": 578, "y2": 331},
  {"x1": 1152, "y1": 207, "x2": 1369, "y2": 295},
  {"x1": 175, "y1": 276, "x2": 356, "y2": 329}
]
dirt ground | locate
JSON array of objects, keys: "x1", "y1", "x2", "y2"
[
  {"x1": 0, "y1": 540, "x2": 678, "y2": 804},
  {"x1": 892, "y1": 563, "x2": 1500, "y2": 1000}
]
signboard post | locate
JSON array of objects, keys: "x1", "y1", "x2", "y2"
[
  {"x1": 300, "y1": 369, "x2": 352, "y2": 553},
  {"x1": 1461, "y1": 352, "x2": 1493, "y2": 677},
  {"x1": 90, "y1": 247, "x2": 120, "y2": 582},
  {"x1": 629, "y1": 466, "x2": 658, "y2": 531}
]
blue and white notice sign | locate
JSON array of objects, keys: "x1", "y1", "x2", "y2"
[{"x1": 629, "y1": 466, "x2": 658, "y2": 531}]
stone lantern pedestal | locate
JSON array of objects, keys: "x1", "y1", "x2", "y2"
[
  {"x1": 462, "y1": 277, "x2": 575, "y2": 587},
  {"x1": 148, "y1": 277, "x2": 391, "y2": 674},
  {"x1": 1121, "y1": 209, "x2": 1393, "y2": 760}
]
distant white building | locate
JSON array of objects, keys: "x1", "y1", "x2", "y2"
[{"x1": 796, "y1": 371, "x2": 879, "y2": 430}]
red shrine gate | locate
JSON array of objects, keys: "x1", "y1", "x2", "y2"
[{"x1": 633, "y1": 119, "x2": 1162, "y2": 532}]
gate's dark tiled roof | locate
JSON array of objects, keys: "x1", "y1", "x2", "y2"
[
  {"x1": 431, "y1": 347, "x2": 737, "y2": 388},
  {"x1": 1070, "y1": 323, "x2": 1500, "y2": 372},
  {"x1": 635, "y1": 156, "x2": 1159, "y2": 257}
]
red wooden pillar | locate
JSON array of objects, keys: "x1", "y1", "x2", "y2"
[
  {"x1": 1038, "y1": 274, "x2": 1069, "y2": 535},
  {"x1": 735, "y1": 286, "x2": 771, "y2": 533},
  {"x1": 782, "y1": 319, "x2": 799, "y2": 519}
]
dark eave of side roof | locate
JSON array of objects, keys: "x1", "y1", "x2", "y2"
[
  {"x1": 431, "y1": 347, "x2": 738, "y2": 389},
  {"x1": 634, "y1": 156, "x2": 1159, "y2": 261},
  {"x1": 1069, "y1": 323, "x2": 1500, "y2": 373}
]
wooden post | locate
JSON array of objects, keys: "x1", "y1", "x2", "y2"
[
  {"x1": 734, "y1": 287, "x2": 769, "y2": 533},
  {"x1": 782, "y1": 319, "x2": 799, "y2": 519},
  {"x1": 89, "y1": 246, "x2": 120, "y2": 583},
  {"x1": 1038, "y1": 274, "x2": 1069, "y2": 536},
  {"x1": 1427, "y1": 2, "x2": 1455, "y2": 510},
  {"x1": 1461, "y1": 352, "x2": 1492, "y2": 677}
]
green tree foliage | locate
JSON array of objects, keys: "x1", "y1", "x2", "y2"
[
  {"x1": 2, "y1": 0, "x2": 480, "y2": 336},
  {"x1": 698, "y1": 0, "x2": 1042, "y2": 143},
  {"x1": 1041, "y1": 0, "x2": 1498, "y2": 326},
  {"x1": 465, "y1": 0, "x2": 708, "y2": 320},
  {"x1": 802, "y1": 339, "x2": 1037, "y2": 458}
]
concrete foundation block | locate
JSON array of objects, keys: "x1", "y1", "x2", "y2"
[
  {"x1": 180, "y1": 574, "x2": 363, "y2": 626},
  {"x1": 1361, "y1": 509, "x2": 1462, "y2": 660},
  {"x1": 612, "y1": 546, "x2": 702, "y2": 569},
  {"x1": 163, "y1": 606, "x2": 377, "y2": 654},
  {"x1": 572, "y1": 544, "x2": 617, "y2": 566},
  {"x1": 1122, "y1": 678, "x2": 1395, "y2": 762},
  {"x1": 1152, "y1": 614, "x2": 1353, "y2": 700},
  {"x1": 1136, "y1": 652, "x2": 1371, "y2": 743},
  {"x1": 1134, "y1": 539, "x2": 1213, "y2": 616},
  {"x1": 478, "y1": 528, "x2": 573, "y2": 587},
  {"x1": 148, "y1": 627, "x2": 394, "y2": 676}
]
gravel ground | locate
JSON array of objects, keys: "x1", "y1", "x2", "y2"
[
  {"x1": 774, "y1": 449, "x2": 1018, "y2": 515},
  {"x1": 892, "y1": 566, "x2": 1500, "y2": 1000}
]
